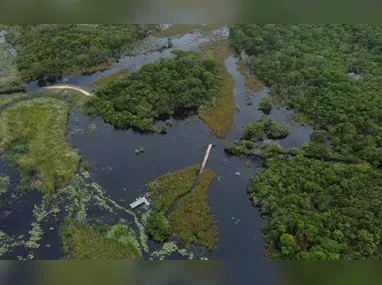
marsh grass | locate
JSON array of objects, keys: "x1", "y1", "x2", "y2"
[
  {"x1": 81, "y1": 160, "x2": 93, "y2": 172},
  {"x1": 0, "y1": 93, "x2": 29, "y2": 107},
  {"x1": 199, "y1": 38, "x2": 235, "y2": 139},
  {"x1": 237, "y1": 61, "x2": 264, "y2": 92},
  {"x1": 169, "y1": 169, "x2": 218, "y2": 249},
  {"x1": 92, "y1": 68, "x2": 129, "y2": 86},
  {"x1": 146, "y1": 165, "x2": 200, "y2": 212},
  {"x1": 71, "y1": 123, "x2": 97, "y2": 136},
  {"x1": 0, "y1": 45, "x2": 24, "y2": 93},
  {"x1": 48, "y1": 90, "x2": 90, "y2": 110},
  {"x1": 65, "y1": 63, "x2": 110, "y2": 76},
  {"x1": 0, "y1": 97, "x2": 80, "y2": 194},
  {"x1": 60, "y1": 220, "x2": 142, "y2": 260}
]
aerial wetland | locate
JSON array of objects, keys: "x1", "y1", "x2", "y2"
[{"x1": 0, "y1": 24, "x2": 381, "y2": 261}]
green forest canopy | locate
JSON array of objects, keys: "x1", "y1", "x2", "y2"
[
  {"x1": 230, "y1": 24, "x2": 382, "y2": 166},
  {"x1": 229, "y1": 24, "x2": 382, "y2": 259},
  {"x1": 249, "y1": 154, "x2": 382, "y2": 260},
  {"x1": 87, "y1": 50, "x2": 223, "y2": 132},
  {"x1": 5, "y1": 24, "x2": 159, "y2": 80}
]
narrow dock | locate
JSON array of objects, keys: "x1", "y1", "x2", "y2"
[
  {"x1": 199, "y1": 144, "x2": 213, "y2": 174},
  {"x1": 129, "y1": 197, "x2": 150, "y2": 209}
]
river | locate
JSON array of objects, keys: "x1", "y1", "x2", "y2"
[{"x1": 0, "y1": 26, "x2": 312, "y2": 262}]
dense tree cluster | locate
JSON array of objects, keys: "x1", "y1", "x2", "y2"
[
  {"x1": 244, "y1": 115, "x2": 289, "y2": 140},
  {"x1": 87, "y1": 50, "x2": 222, "y2": 132},
  {"x1": 230, "y1": 24, "x2": 382, "y2": 166},
  {"x1": 225, "y1": 115, "x2": 289, "y2": 157},
  {"x1": 229, "y1": 25, "x2": 382, "y2": 259},
  {"x1": 5, "y1": 24, "x2": 159, "y2": 80},
  {"x1": 248, "y1": 153, "x2": 382, "y2": 260}
]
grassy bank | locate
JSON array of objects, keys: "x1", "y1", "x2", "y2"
[
  {"x1": 146, "y1": 165, "x2": 200, "y2": 212},
  {"x1": 92, "y1": 68, "x2": 129, "y2": 86},
  {"x1": 169, "y1": 169, "x2": 218, "y2": 249},
  {"x1": 0, "y1": 97, "x2": 80, "y2": 194},
  {"x1": 198, "y1": 38, "x2": 235, "y2": 139},
  {"x1": 237, "y1": 61, "x2": 264, "y2": 92},
  {"x1": 61, "y1": 220, "x2": 142, "y2": 260}
]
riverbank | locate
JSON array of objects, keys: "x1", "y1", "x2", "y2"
[{"x1": 198, "y1": 38, "x2": 235, "y2": 139}]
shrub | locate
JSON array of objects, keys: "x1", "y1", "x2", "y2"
[
  {"x1": 146, "y1": 211, "x2": 172, "y2": 243},
  {"x1": 258, "y1": 97, "x2": 273, "y2": 114}
]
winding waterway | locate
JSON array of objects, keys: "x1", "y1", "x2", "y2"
[{"x1": 0, "y1": 26, "x2": 313, "y2": 261}]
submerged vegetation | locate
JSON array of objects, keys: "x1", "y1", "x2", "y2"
[
  {"x1": 0, "y1": 97, "x2": 79, "y2": 194},
  {"x1": 169, "y1": 169, "x2": 218, "y2": 249},
  {"x1": 5, "y1": 24, "x2": 159, "y2": 80},
  {"x1": 0, "y1": 175, "x2": 9, "y2": 195},
  {"x1": 230, "y1": 24, "x2": 382, "y2": 259},
  {"x1": 198, "y1": 38, "x2": 235, "y2": 138},
  {"x1": 61, "y1": 220, "x2": 142, "y2": 260},
  {"x1": 147, "y1": 165, "x2": 199, "y2": 212},
  {"x1": 87, "y1": 50, "x2": 223, "y2": 132}
]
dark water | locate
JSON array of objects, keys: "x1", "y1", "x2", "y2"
[
  {"x1": 0, "y1": 28, "x2": 313, "y2": 261},
  {"x1": 0, "y1": 158, "x2": 64, "y2": 260}
]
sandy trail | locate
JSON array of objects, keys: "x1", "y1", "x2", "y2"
[{"x1": 45, "y1": 85, "x2": 92, "y2": 96}]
